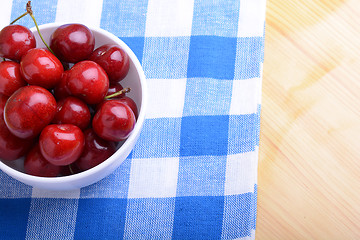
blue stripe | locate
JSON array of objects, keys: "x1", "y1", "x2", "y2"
[{"x1": 0, "y1": 198, "x2": 31, "y2": 239}]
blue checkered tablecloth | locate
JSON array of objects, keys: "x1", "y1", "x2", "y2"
[{"x1": 0, "y1": 0, "x2": 266, "y2": 239}]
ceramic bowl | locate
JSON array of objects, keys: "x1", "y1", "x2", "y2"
[{"x1": 0, "y1": 23, "x2": 147, "y2": 190}]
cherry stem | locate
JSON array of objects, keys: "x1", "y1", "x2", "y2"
[
  {"x1": 26, "y1": 1, "x2": 56, "y2": 56},
  {"x1": 104, "y1": 88, "x2": 131, "y2": 99},
  {"x1": 68, "y1": 164, "x2": 75, "y2": 175},
  {"x1": 10, "y1": 11, "x2": 28, "y2": 25}
]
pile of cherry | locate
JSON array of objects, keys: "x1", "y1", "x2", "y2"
[{"x1": 0, "y1": 21, "x2": 138, "y2": 177}]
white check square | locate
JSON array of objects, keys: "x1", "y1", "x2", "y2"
[
  {"x1": 230, "y1": 78, "x2": 260, "y2": 115},
  {"x1": 238, "y1": 0, "x2": 267, "y2": 37},
  {"x1": 225, "y1": 149, "x2": 258, "y2": 195},
  {"x1": 146, "y1": 78, "x2": 187, "y2": 119},
  {"x1": 55, "y1": 0, "x2": 104, "y2": 27},
  {"x1": 145, "y1": 0, "x2": 194, "y2": 37},
  {"x1": 128, "y1": 157, "x2": 179, "y2": 198}
]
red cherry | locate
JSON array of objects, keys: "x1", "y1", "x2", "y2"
[
  {"x1": 24, "y1": 144, "x2": 61, "y2": 177},
  {"x1": 67, "y1": 60, "x2": 109, "y2": 104},
  {"x1": 0, "y1": 61, "x2": 27, "y2": 97},
  {"x1": 92, "y1": 100, "x2": 136, "y2": 142},
  {"x1": 50, "y1": 24, "x2": 95, "y2": 63},
  {"x1": 0, "y1": 118, "x2": 33, "y2": 161},
  {"x1": 89, "y1": 44, "x2": 130, "y2": 83},
  {"x1": 20, "y1": 48, "x2": 64, "y2": 89},
  {"x1": 0, "y1": 25, "x2": 36, "y2": 61},
  {"x1": 106, "y1": 82, "x2": 125, "y2": 98},
  {"x1": 75, "y1": 129, "x2": 116, "y2": 171},
  {"x1": 0, "y1": 93, "x2": 7, "y2": 116},
  {"x1": 52, "y1": 96, "x2": 91, "y2": 130},
  {"x1": 54, "y1": 70, "x2": 71, "y2": 99},
  {"x1": 115, "y1": 97, "x2": 138, "y2": 120},
  {"x1": 39, "y1": 124, "x2": 85, "y2": 166},
  {"x1": 0, "y1": 94, "x2": 33, "y2": 161},
  {"x1": 4, "y1": 86, "x2": 57, "y2": 139},
  {"x1": 60, "y1": 163, "x2": 81, "y2": 176}
]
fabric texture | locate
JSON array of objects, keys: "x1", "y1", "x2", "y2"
[{"x1": 0, "y1": 0, "x2": 266, "y2": 239}]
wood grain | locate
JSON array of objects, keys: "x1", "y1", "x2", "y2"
[{"x1": 256, "y1": 0, "x2": 360, "y2": 239}]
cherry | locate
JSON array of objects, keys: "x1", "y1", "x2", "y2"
[
  {"x1": 24, "y1": 144, "x2": 61, "y2": 177},
  {"x1": 115, "y1": 97, "x2": 138, "y2": 120},
  {"x1": 75, "y1": 129, "x2": 116, "y2": 171},
  {"x1": 20, "y1": 48, "x2": 64, "y2": 89},
  {"x1": 60, "y1": 163, "x2": 81, "y2": 176},
  {"x1": 0, "y1": 25, "x2": 36, "y2": 61},
  {"x1": 4, "y1": 86, "x2": 57, "y2": 139},
  {"x1": 107, "y1": 82, "x2": 125, "y2": 98},
  {"x1": 92, "y1": 100, "x2": 136, "y2": 142},
  {"x1": 54, "y1": 70, "x2": 71, "y2": 99},
  {"x1": 0, "y1": 61, "x2": 27, "y2": 97},
  {"x1": 89, "y1": 44, "x2": 130, "y2": 83},
  {"x1": 0, "y1": 117, "x2": 33, "y2": 161},
  {"x1": 50, "y1": 24, "x2": 95, "y2": 63},
  {"x1": 52, "y1": 96, "x2": 90, "y2": 130},
  {"x1": 67, "y1": 60, "x2": 109, "y2": 104},
  {"x1": 39, "y1": 124, "x2": 85, "y2": 166},
  {"x1": 0, "y1": 93, "x2": 7, "y2": 116},
  {"x1": 0, "y1": 94, "x2": 33, "y2": 161}
]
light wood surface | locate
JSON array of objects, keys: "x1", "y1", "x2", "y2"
[{"x1": 257, "y1": 0, "x2": 360, "y2": 239}]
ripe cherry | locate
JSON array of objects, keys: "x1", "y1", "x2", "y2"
[
  {"x1": 54, "y1": 70, "x2": 71, "y2": 99},
  {"x1": 0, "y1": 25, "x2": 36, "y2": 61},
  {"x1": 115, "y1": 97, "x2": 139, "y2": 120},
  {"x1": 89, "y1": 44, "x2": 130, "y2": 83},
  {"x1": 92, "y1": 100, "x2": 136, "y2": 142},
  {"x1": 20, "y1": 48, "x2": 64, "y2": 89},
  {"x1": 24, "y1": 144, "x2": 62, "y2": 177},
  {"x1": 50, "y1": 24, "x2": 95, "y2": 63},
  {"x1": 106, "y1": 82, "x2": 125, "y2": 98},
  {"x1": 4, "y1": 86, "x2": 57, "y2": 139},
  {"x1": 0, "y1": 61, "x2": 27, "y2": 97},
  {"x1": 52, "y1": 96, "x2": 91, "y2": 130},
  {"x1": 67, "y1": 60, "x2": 109, "y2": 104},
  {"x1": 75, "y1": 129, "x2": 116, "y2": 171},
  {"x1": 0, "y1": 94, "x2": 33, "y2": 161},
  {"x1": 39, "y1": 124, "x2": 85, "y2": 166}
]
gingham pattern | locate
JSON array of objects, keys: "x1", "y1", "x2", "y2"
[{"x1": 0, "y1": 0, "x2": 266, "y2": 239}]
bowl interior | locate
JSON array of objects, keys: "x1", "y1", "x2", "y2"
[{"x1": 0, "y1": 23, "x2": 146, "y2": 190}]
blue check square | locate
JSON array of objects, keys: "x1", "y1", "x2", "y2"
[
  {"x1": 180, "y1": 115, "x2": 229, "y2": 157},
  {"x1": 176, "y1": 155, "x2": 226, "y2": 196},
  {"x1": 221, "y1": 193, "x2": 254, "y2": 239},
  {"x1": 0, "y1": 199, "x2": 30, "y2": 239},
  {"x1": 120, "y1": 37, "x2": 145, "y2": 64},
  {"x1": 0, "y1": 171, "x2": 32, "y2": 198},
  {"x1": 142, "y1": 37, "x2": 190, "y2": 79},
  {"x1": 75, "y1": 198, "x2": 127, "y2": 239},
  {"x1": 124, "y1": 198, "x2": 175, "y2": 239},
  {"x1": 101, "y1": 0, "x2": 148, "y2": 37},
  {"x1": 132, "y1": 118, "x2": 181, "y2": 158},
  {"x1": 11, "y1": 0, "x2": 57, "y2": 28},
  {"x1": 235, "y1": 37, "x2": 263, "y2": 79},
  {"x1": 172, "y1": 196, "x2": 224, "y2": 239},
  {"x1": 228, "y1": 114, "x2": 257, "y2": 154},
  {"x1": 187, "y1": 36, "x2": 237, "y2": 79},
  {"x1": 183, "y1": 78, "x2": 232, "y2": 116},
  {"x1": 192, "y1": 0, "x2": 240, "y2": 37}
]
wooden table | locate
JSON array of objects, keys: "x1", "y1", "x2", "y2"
[{"x1": 256, "y1": 0, "x2": 360, "y2": 239}]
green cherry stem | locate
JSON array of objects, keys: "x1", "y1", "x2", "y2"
[
  {"x1": 10, "y1": 11, "x2": 28, "y2": 25},
  {"x1": 104, "y1": 88, "x2": 131, "y2": 99},
  {"x1": 26, "y1": 1, "x2": 56, "y2": 56}
]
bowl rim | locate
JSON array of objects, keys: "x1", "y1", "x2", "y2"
[{"x1": 0, "y1": 22, "x2": 147, "y2": 186}]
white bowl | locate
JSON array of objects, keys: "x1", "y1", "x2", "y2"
[{"x1": 0, "y1": 23, "x2": 147, "y2": 190}]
